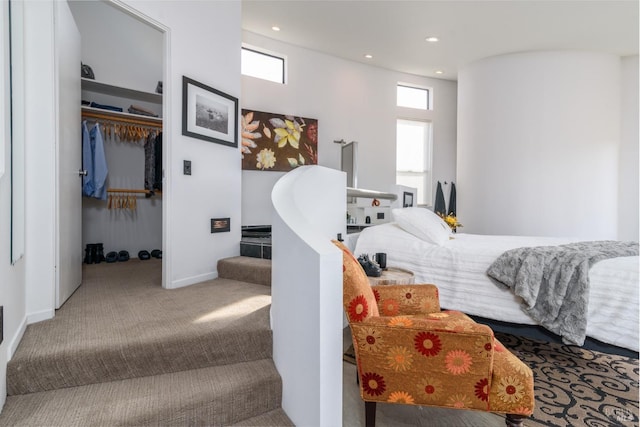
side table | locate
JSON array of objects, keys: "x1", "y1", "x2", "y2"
[{"x1": 368, "y1": 267, "x2": 415, "y2": 286}]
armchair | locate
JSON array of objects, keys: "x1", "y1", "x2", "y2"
[{"x1": 334, "y1": 241, "x2": 534, "y2": 427}]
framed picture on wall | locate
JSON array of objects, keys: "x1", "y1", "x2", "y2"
[
  {"x1": 182, "y1": 76, "x2": 238, "y2": 147},
  {"x1": 403, "y1": 191, "x2": 414, "y2": 208}
]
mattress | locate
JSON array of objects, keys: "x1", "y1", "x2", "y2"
[{"x1": 354, "y1": 222, "x2": 639, "y2": 352}]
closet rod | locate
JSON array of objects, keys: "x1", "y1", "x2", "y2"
[
  {"x1": 107, "y1": 188, "x2": 160, "y2": 195},
  {"x1": 81, "y1": 108, "x2": 163, "y2": 129}
]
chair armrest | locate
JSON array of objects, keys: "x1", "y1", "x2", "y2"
[
  {"x1": 349, "y1": 316, "x2": 495, "y2": 409},
  {"x1": 373, "y1": 284, "x2": 441, "y2": 316}
]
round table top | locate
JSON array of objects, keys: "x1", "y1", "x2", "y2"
[{"x1": 368, "y1": 267, "x2": 415, "y2": 286}]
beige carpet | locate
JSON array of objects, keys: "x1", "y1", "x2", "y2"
[{"x1": 2, "y1": 259, "x2": 293, "y2": 426}]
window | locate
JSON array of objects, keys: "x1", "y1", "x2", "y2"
[
  {"x1": 241, "y1": 46, "x2": 285, "y2": 84},
  {"x1": 397, "y1": 84, "x2": 430, "y2": 110},
  {"x1": 396, "y1": 119, "x2": 432, "y2": 205}
]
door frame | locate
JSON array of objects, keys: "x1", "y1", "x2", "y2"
[
  {"x1": 104, "y1": 0, "x2": 171, "y2": 289},
  {"x1": 53, "y1": 0, "x2": 172, "y2": 299}
]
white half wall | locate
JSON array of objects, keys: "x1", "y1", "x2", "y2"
[
  {"x1": 457, "y1": 51, "x2": 624, "y2": 239},
  {"x1": 271, "y1": 166, "x2": 345, "y2": 427},
  {"x1": 241, "y1": 31, "x2": 457, "y2": 226}
]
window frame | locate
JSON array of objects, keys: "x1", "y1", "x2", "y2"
[
  {"x1": 396, "y1": 83, "x2": 431, "y2": 110},
  {"x1": 241, "y1": 45, "x2": 286, "y2": 84},
  {"x1": 395, "y1": 118, "x2": 433, "y2": 206}
]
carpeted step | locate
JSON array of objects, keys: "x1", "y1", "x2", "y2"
[
  {"x1": 0, "y1": 359, "x2": 286, "y2": 426},
  {"x1": 218, "y1": 256, "x2": 272, "y2": 286},
  {"x1": 232, "y1": 408, "x2": 294, "y2": 426},
  {"x1": 7, "y1": 268, "x2": 274, "y2": 395}
]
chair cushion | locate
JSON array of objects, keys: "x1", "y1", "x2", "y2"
[{"x1": 333, "y1": 240, "x2": 379, "y2": 321}]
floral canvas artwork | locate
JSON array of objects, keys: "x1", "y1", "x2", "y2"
[{"x1": 241, "y1": 109, "x2": 318, "y2": 171}]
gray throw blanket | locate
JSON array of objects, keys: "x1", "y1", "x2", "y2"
[{"x1": 487, "y1": 241, "x2": 639, "y2": 346}]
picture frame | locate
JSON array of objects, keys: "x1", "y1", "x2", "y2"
[
  {"x1": 182, "y1": 76, "x2": 238, "y2": 147},
  {"x1": 403, "y1": 191, "x2": 414, "y2": 208}
]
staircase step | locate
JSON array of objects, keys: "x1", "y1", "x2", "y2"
[
  {"x1": 232, "y1": 408, "x2": 294, "y2": 426},
  {"x1": 218, "y1": 256, "x2": 272, "y2": 287},
  {"x1": 8, "y1": 284, "x2": 273, "y2": 395},
  {"x1": 0, "y1": 359, "x2": 284, "y2": 426}
]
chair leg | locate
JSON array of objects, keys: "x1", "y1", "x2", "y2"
[
  {"x1": 505, "y1": 414, "x2": 527, "y2": 427},
  {"x1": 365, "y1": 401, "x2": 376, "y2": 427}
]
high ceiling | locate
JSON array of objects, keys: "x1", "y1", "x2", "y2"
[{"x1": 242, "y1": 0, "x2": 639, "y2": 80}]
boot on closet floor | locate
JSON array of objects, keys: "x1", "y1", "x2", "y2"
[
  {"x1": 95, "y1": 243, "x2": 105, "y2": 263},
  {"x1": 84, "y1": 244, "x2": 95, "y2": 264}
]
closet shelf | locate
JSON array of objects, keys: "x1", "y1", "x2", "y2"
[
  {"x1": 82, "y1": 106, "x2": 162, "y2": 128},
  {"x1": 82, "y1": 78, "x2": 162, "y2": 104}
]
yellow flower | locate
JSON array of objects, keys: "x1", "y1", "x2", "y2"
[
  {"x1": 270, "y1": 116, "x2": 303, "y2": 149},
  {"x1": 447, "y1": 393, "x2": 473, "y2": 409},
  {"x1": 439, "y1": 213, "x2": 463, "y2": 230},
  {"x1": 386, "y1": 346, "x2": 414, "y2": 372},
  {"x1": 256, "y1": 148, "x2": 276, "y2": 170},
  {"x1": 387, "y1": 391, "x2": 415, "y2": 404},
  {"x1": 356, "y1": 327, "x2": 385, "y2": 353},
  {"x1": 388, "y1": 316, "x2": 414, "y2": 327},
  {"x1": 497, "y1": 376, "x2": 526, "y2": 403},
  {"x1": 417, "y1": 377, "x2": 443, "y2": 401}
]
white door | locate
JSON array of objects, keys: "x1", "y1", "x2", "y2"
[{"x1": 55, "y1": 0, "x2": 82, "y2": 308}]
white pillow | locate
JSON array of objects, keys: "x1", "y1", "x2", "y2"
[{"x1": 391, "y1": 207, "x2": 451, "y2": 245}]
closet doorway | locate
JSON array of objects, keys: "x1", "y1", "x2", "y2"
[{"x1": 59, "y1": 0, "x2": 167, "y2": 306}]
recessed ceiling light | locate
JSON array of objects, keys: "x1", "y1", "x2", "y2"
[
  {"x1": 271, "y1": 26, "x2": 281, "y2": 32},
  {"x1": 364, "y1": 54, "x2": 373, "y2": 59},
  {"x1": 435, "y1": 70, "x2": 444, "y2": 75},
  {"x1": 425, "y1": 37, "x2": 439, "y2": 42}
]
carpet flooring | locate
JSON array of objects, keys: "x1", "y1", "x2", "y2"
[
  {"x1": 344, "y1": 331, "x2": 639, "y2": 426},
  {"x1": 1, "y1": 258, "x2": 293, "y2": 426}
]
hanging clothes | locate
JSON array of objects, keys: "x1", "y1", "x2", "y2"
[
  {"x1": 448, "y1": 182, "x2": 457, "y2": 216},
  {"x1": 434, "y1": 181, "x2": 446, "y2": 216},
  {"x1": 144, "y1": 130, "x2": 157, "y2": 195},
  {"x1": 82, "y1": 121, "x2": 108, "y2": 200},
  {"x1": 153, "y1": 132, "x2": 162, "y2": 191}
]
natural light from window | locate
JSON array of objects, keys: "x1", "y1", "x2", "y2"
[
  {"x1": 241, "y1": 47, "x2": 285, "y2": 84},
  {"x1": 397, "y1": 84, "x2": 430, "y2": 110},
  {"x1": 396, "y1": 119, "x2": 432, "y2": 205}
]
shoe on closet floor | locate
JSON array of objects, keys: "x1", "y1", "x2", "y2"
[
  {"x1": 138, "y1": 250, "x2": 151, "y2": 260},
  {"x1": 118, "y1": 250, "x2": 130, "y2": 262},
  {"x1": 105, "y1": 251, "x2": 118, "y2": 263},
  {"x1": 151, "y1": 249, "x2": 162, "y2": 259}
]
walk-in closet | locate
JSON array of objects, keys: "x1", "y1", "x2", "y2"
[{"x1": 69, "y1": 1, "x2": 164, "y2": 269}]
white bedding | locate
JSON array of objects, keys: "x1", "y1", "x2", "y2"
[{"x1": 354, "y1": 222, "x2": 640, "y2": 352}]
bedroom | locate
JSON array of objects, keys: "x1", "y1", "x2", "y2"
[{"x1": 0, "y1": 0, "x2": 637, "y2": 425}]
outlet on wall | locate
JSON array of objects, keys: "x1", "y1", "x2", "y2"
[{"x1": 183, "y1": 160, "x2": 192, "y2": 175}]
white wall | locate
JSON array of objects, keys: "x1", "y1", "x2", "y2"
[
  {"x1": 241, "y1": 31, "x2": 457, "y2": 226},
  {"x1": 619, "y1": 56, "x2": 639, "y2": 242},
  {"x1": 0, "y1": 1, "x2": 27, "y2": 411},
  {"x1": 458, "y1": 51, "x2": 625, "y2": 239},
  {"x1": 119, "y1": 0, "x2": 243, "y2": 287}
]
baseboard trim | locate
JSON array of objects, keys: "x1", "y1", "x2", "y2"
[
  {"x1": 169, "y1": 271, "x2": 218, "y2": 289},
  {"x1": 27, "y1": 309, "x2": 54, "y2": 325},
  {"x1": 8, "y1": 316, "x2": 27, "y2": 361}
]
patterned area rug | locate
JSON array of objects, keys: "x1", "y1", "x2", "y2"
[{"x1": 344, "y1": 333, "x2": 639, "y2": 426}]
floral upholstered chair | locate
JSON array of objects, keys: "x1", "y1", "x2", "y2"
[{"x1": 333, "y1": 240, "x2": 535, "y2": 427}]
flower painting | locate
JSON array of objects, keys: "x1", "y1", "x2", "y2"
[{"x1": 241, "y1": 109, "x2": 318, "y2": 171}]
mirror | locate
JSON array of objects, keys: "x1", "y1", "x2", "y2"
[{"x1": 340, "y1": 140, "x2": 358, "y2": 188}]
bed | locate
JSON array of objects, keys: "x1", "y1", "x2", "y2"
[{"x1": 353, "y1": 212, "x2": 639, "y2": 353}]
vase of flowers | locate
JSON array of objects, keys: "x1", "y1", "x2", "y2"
[{"x1": 440, "y1": 213, "x2": 463, "y2": 233}]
